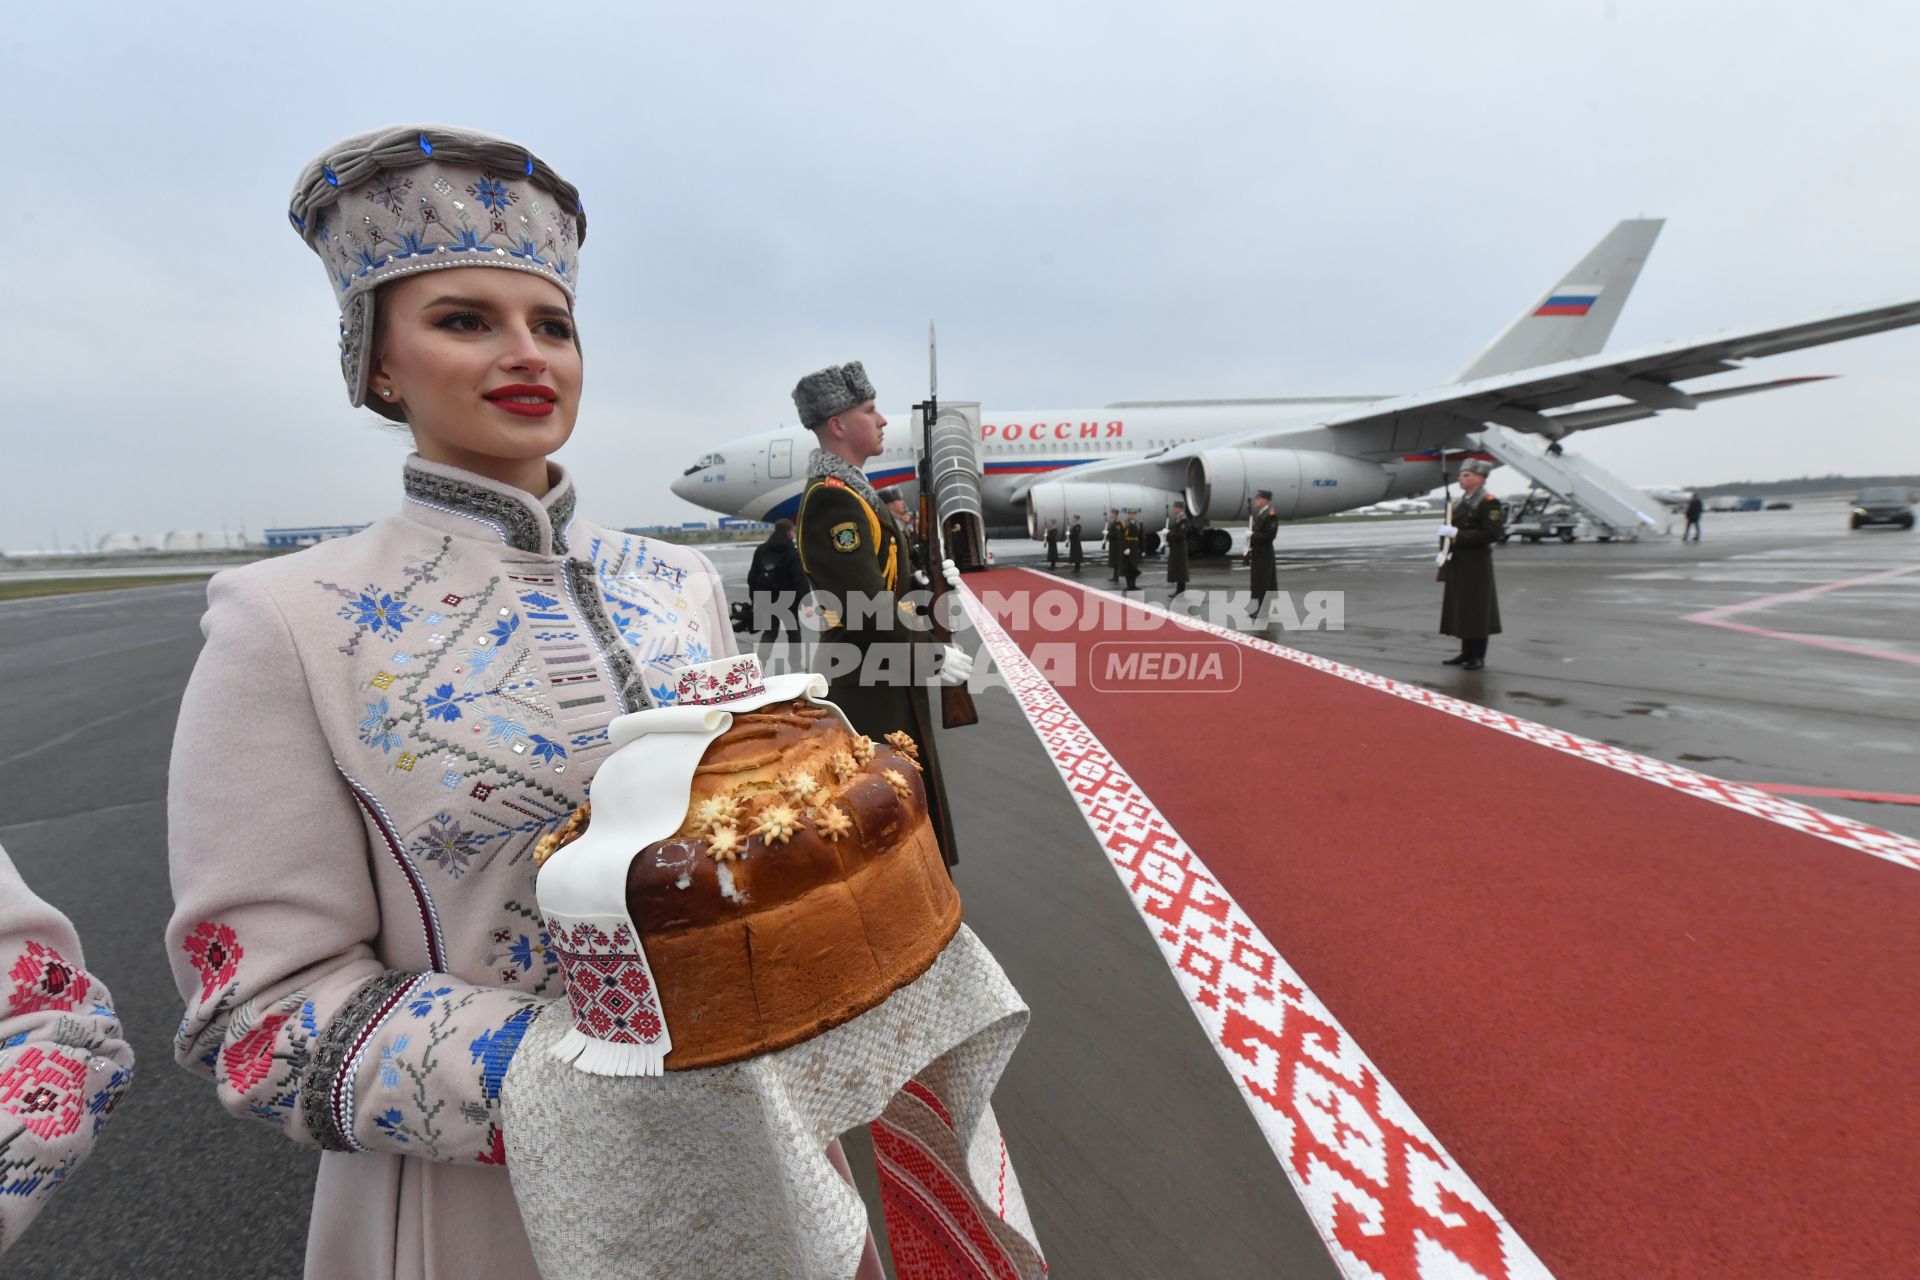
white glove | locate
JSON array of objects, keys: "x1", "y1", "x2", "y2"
[
  {"x1": 934, "y1": 644, "x2": 973, "y2": 686},
  {"x1": 912, "y1": 570, "x2": 930, "y2": 588},
  {"x1": 1437, "y1": 524, "x2": 1459, "y2": 539},
  {"x1": 940, "y1": 558, "x2": 963, "y2": 590}
]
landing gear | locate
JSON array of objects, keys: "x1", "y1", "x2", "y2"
[{"x1": 1201, "y1": 528, "x2": 1233, "y2": 556}]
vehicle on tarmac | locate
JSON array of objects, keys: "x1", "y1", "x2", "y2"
[
  {"x1": 1500, "y1": 493, "x2": 1583, "y2": 543},
  {"x1": 1766, "y1": 500, "x2": 1794, "y2": 510},
  {"x1": 1850, "y1": 487, "x2": 1917, "y2": 530}
]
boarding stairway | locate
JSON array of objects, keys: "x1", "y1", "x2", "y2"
[
  {"x1": 917, "y1": 401, "x2": 989, "y2": 569},
  {"x1": 1474, "y1": 423, "x2": 1671, "y2": 540}
]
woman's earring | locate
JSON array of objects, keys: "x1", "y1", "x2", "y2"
[{"x1": 381, "y1": 388, "x2": 394, "y2": 399}]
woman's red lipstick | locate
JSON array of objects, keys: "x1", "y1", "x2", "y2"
[{"x1": 483, "y1": 384, "x2": 558, "y2": 418}]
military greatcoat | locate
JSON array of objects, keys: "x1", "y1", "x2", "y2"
[
  {"x1": 1440, "y1": 491, "x2": 1504, "y2": 640},
  {"x1": 1166, "y1": 512, "x2": 1191, "y2": 589},
  {"x1": 1248, "y1": 506, "x2": 1280, "y2": 597},
  {"x1": 797, "y1": 450, "x2": 958, "y2": 867},
  {"x1": 1067, "y1": 523, "x2": 1084, "y2": 567}
]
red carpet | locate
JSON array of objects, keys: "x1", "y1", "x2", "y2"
[{"x1": 969, "y1": 568, "x2": 1920, "y2": 1278}]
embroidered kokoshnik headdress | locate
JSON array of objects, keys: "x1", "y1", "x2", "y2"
[
  {"x1": 287, "y1": 124, "x2": 587, "y2": 416},
  {"x1": 534, "y1": 654, "x2": 851, "y2": 1076}
]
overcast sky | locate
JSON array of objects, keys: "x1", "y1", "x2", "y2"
[{"x1": 6, "y1": 2, "x2": 1918, "y2": 550}]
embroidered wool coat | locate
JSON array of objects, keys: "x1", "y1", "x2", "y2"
[
  {"x1": 165, "y1": 456, "x2": 734, "y2": 1280},
  {"x1": 0, "y1": 843, "x2": 133, "y2": 1256}
]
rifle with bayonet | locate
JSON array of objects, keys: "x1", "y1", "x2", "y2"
[{"x1": 915, "y1": 323, "x2": 978, "y2": 729}]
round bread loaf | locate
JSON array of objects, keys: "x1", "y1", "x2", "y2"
[{"x1": 536, "y1": 699, "x2": 961, "y2": 1070}]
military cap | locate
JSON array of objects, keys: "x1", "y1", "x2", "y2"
[
  {"x1": 876, "y1": 487, "x2": 903, "y2": 504},
  {"x1": 1457, "y1": 459, "x2": 1499, "y2": 477},
  {"x1": 1255, "y1": 489, "x2": 1274, "y2": 500},
  {"x1": 792, "y1": 361, "x2": 876, "y2": 430},
  {"x1": 289, "y1": 124, "x2": 587, "y2": 420}
]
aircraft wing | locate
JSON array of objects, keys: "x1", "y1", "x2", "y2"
[
  {"x1": 1005, "y1": 448, "x2": 1190, "y2": 501},
  {"x1": 1156, "y1": 295, "x2": 1920, "y2": 457}
]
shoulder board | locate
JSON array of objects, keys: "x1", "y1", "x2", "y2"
[{"x1": 821, "y1": 476, "x2": 846, "y2": 489}]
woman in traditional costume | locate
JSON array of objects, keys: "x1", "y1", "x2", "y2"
[{"x1": 167, "y1": 124, "x2": 1042, "y2": 1280}]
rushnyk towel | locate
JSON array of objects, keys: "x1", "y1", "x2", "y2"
[{"x1": 534, "y1": 654, "x2": 849, "y2": 1076}]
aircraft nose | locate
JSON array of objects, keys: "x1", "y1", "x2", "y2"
[{"x1": 669, "y1": 471, "x2": 698, "y2": 502}]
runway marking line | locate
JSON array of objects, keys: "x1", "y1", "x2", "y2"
[
  {"x1": 1734, "y1": 781, "x2": 1920, "y2": 808},
  {"x1": 958, "y1": 586, "x2": 1553, "y2": 1280},
  {"x1": 996, "y1": 569, "x2": 1920, "y2": 876},
  {"x1": 1682, "y1": 562, "x2": 1920, "y2": 667}
]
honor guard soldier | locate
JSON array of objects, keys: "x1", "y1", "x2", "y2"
[
  {"x1": 1105, "y1": 509, "x2": 1126, "y2": 582},
  {"x1": 1044, "y1": 519, "x2": 1060, "y2": 569},
  {"x1": 792, "y1": 361, "x2": 970, "y2": 865},
  {"x1": 1068, "y1": 516, "x2": 1085, "y2": 572},
  {"x1": 1247, "y1": 489, "x2": 1280, "y2": 614},
  {"x1": 1166, "y1": 501, "x2": 1192, "y2": 596},
  {"x1": 1438, "y1": 458, "x2": 1504, "y2": 669},
  {"x1": 1120, "y1": 513, "x2": 1143, "y2": 590}
]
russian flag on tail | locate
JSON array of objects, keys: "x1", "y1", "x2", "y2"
[{"x1": 1534, "y1": 284, "x2": 1602, "y2": 317}]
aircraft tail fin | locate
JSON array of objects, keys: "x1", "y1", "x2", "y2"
[{"x1": 1450, "y1": 218, "x2": 1664, "y2": 384}]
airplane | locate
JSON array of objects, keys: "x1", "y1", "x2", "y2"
[
  {"x1": 671, "y1": 219, "x2": 1920, "y2": 555},
  {"x1": 1642, "y1": 485, "x2": 1696, "y2": 510}
]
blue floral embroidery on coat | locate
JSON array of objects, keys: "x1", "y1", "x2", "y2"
[
  {"x1": 375, "y1": 1108, "x2": 410, "y2": 1142},
  {"x1": 424, "y1": 682, "x2": 475, "y2": 723},
  {"x1": 505, "y1": 933, "x2": 546, "y2": 972},
  {"x1": 469, "y1": 1005, "x2": 537, "y2": 1101},
  {"x1": 380, "y1": 1036, "x2": 411, "y2": 1087},
  {"x1": 408, "y1": 986, "x2": 455, "y2": 1018},
  {"x1": 339, "y1": 587, "x2": 420, "y2": 636},
  {"x1": 359, "y1": 696, "x2": 402, "y2": 754}
]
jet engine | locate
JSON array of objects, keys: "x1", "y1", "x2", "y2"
[
  {"x1": 1185, "y1": 449, "x2": 1393, "y2": 521},
  {"x1": 1025, "y1": 481, "x2": 1180, "y2": 553}
]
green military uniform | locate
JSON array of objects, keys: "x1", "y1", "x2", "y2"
[
  {"x1": 1068, "y1": 521, "x2": 1084, "y2": 571},
  {"x1": 1120, "y1": 518, "x2": 1142, "y2": 589},
  {"x1": 1248, "y1": 504, "x2": 1280, "y2": 602},
  {"x1": 1044, "y1": 524, "x2": 1060, "y2": 569},
  {"x1": 797, "y1": 450, "x2": 959, "y2": 867},
  {"x1": 1106, "y1": 516, "x2": 1125, "y2": 581},
  {"x1": 1440, "y1": 491, "x2": 1504, "y2": 644},
  {"x1": 1166, "y1": 510, "x2": 1191, "y2": 593}
]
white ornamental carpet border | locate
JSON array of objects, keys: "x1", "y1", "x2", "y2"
[
  {"x1": 958, "y1": 588, "x2": 1553, "y2": 1280},
  {"x1": 1026, "y1": 571, "x2": 1920, "y2": 876}
]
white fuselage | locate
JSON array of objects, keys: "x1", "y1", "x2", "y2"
[{"x1": 670, "y1": 400, "x2": 1445, "y2": 532}]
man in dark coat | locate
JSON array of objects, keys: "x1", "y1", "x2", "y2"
[
  {"x1": 1119, "y1": 514, "x2": 1143, "y2": 590},
  {"x1": 1439, "y1": 459, "x2": 1505, "y2": 670},
  {"x1": 1684, "y1": 492, "x2": 1704, "y2": 542},
  {"x1": 791, "y1": 360, "x2": 970, "y2": 866},
  {"x1": 1166, "y1": 501, "x2": 1192, "y2": 596},
  {"x1": 1105, "y1": 510, "x2": 1125, "y2": 582},
  {"x1": 1246, "y1": 490, "x2": 1279, "y2": 614},
  {"x1": 1067, "y1": 516, "x2": 1084, "y2": 572},
  {"x1": 879, "y1": 487, "x2": 922, "y2": 571},
  {"x1": 746, "y1": 518, "x2": 808, "y2": 644},
  {"x1": 1043, "y1": 519, "x2": 1060, "y2": 569}
]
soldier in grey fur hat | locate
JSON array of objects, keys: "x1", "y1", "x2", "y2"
[
  {"x1": 1437, "y1": 458, "x2": 1505, "y2": 668},
  {"x1": 792, "y1": 362, "x2": 967, "y2": 867}
]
